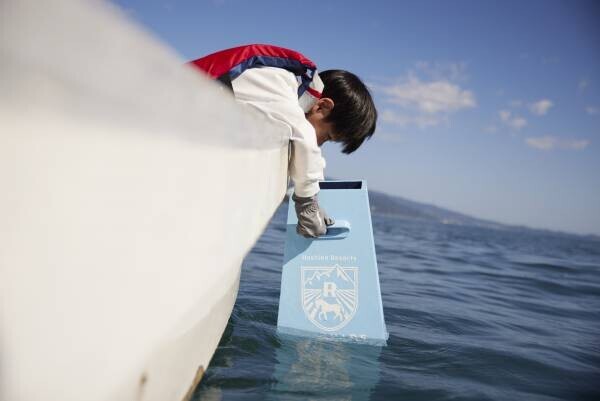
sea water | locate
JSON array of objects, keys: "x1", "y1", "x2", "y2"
[{"x1": 194, "y1": 204, "x2": 600, "y2": 400}]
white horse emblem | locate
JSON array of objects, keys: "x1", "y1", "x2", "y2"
[
  {"x1": 301, "y1": 265, "x2": 358, "y2": 331},
  {"x1": 315, "y1": 298, "x2": 344, "y2": 321}
]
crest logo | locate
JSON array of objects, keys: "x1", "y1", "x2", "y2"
[{"x1": 301, "y1": 264, "x2": 358, "y2": 332}]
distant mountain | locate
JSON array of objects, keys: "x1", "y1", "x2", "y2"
[
  {"x1": 284, "y1": 182, "x2": 599, "y2": 240},
  {"x1": 367, "y1": 188, "x2": 600, "y2": 240},
  {"x1": 367, "y1": 189, "x2": 506, "y2": 230}
]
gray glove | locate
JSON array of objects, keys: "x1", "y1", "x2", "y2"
[{"x1": 293, "y1": 193, "x2": 335, "y2": 238}]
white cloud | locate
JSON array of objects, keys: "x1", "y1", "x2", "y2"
[
  {"x1": 541, "y1": 56, "x2": 559, "y2": 65},
  {"x1": 586, "y1": 106, "x2": 599, "y2": 115},
  {"x1": 509, "y1": 99, "x2": 524, "y2": 108},
  {"x1": 415, "y1": 61, "x2": 469, "y2": 82},
  {"x1": 380, "y1": 109, "x2": 442, "y2": 129},
  {"x1": 380, "y1": 109, "x2": 410, "y2": 126},
  {"x1": 510, "y1": 117, "x2": 527, "y2": 130},
  {"x1": 382, "y1": 75, "x2": 476, "y2": 114},
  {"x1": 375, "y1": 131, "x2": 405, "y2": 143},
  {"x1": 499, "y1": 109, "x2": 527, "y2": 130},
  {"x1": 529, "y1": 99, "x2": 553, "y2": 116},
  {"x1": 484, "y1": 125, "x2": 498, "y2": 134},
  {"x1": 525, "y1": 136, "x2": 589, "y2": 151},
  {"x1": 376, "y1": 63, "x2": 476, "y2": 131},
  {"x1": 579, "y1": 78, "x2": 590, "y2": 92},
  {"x1": 525, "y1": 136, "x2": 555, "y2": 150}
]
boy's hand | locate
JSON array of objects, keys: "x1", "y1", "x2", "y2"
[{"x1": 293, "y1": 193, "x2": 335, "y2": 238}]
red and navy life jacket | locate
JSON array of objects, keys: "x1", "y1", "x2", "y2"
[{"x1": 189, "y1": 44, "x2": 323, "y2": 109}]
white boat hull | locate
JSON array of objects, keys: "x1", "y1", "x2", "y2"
[{"x1": 0, "y1": 0, "x2": 290, "y2": 400}]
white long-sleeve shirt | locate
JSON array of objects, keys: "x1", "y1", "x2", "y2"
[{"x1": 231, "y1": 66, "x2": 325, "y2": 197}]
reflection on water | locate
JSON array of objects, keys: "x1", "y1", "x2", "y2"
[{"x1": 269, "y1": 336, "x2": 382, "y2": 401}]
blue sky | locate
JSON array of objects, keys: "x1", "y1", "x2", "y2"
[{"x1": 113, "y1": 0, "x2": 600, "y2": 235}]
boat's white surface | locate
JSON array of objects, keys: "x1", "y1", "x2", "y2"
[{"x1": 0, "y1": 1, "x2": 289, "y2": 400}]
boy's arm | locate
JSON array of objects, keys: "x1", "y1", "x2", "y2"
[
  {"x1": 232, "y1": 67, "x2": 325, "y2": 198},
  {"x1": 232, "y1": 67, "x2": 331, "y2": 237}
]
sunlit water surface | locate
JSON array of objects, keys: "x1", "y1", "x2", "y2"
[{"x1": 195, "y1": 205, "x2": 600, "y2": 400}]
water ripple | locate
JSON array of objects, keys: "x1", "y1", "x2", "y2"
[{"x1": 195, "y1": 207, "x2": 600, "y2": 400}]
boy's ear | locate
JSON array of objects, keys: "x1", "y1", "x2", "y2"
[{"x1": 316, "y1": 97, "x2": 335, "y2": 116}]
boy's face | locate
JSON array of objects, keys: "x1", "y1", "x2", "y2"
[{"x1": 306, "y1": 98, "x2": 337, "y2": 146}]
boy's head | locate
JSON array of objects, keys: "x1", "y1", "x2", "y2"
[{"x1": 306, "y1": 70, "x2": 377, "y2": 153}]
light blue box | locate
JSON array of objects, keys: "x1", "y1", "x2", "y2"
[{"x1": 277, "y1": 180, "x2": 388, "y2": 345}]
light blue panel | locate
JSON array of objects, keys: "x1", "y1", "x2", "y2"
[{"x1": 277, "y1": 180, "x2": 388, "y2": 345}]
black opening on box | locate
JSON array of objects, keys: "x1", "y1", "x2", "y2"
[{"x1": 319, "y1": 181, "x2": 362, "y2": 190}]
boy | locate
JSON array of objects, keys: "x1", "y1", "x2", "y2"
[{"x1": 190, "y1": 44, "x2": 377, "y2": 237}]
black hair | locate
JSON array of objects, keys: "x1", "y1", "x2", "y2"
[{"x1": 319, "y1": 70, "x2": 377, "y2": 154}]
